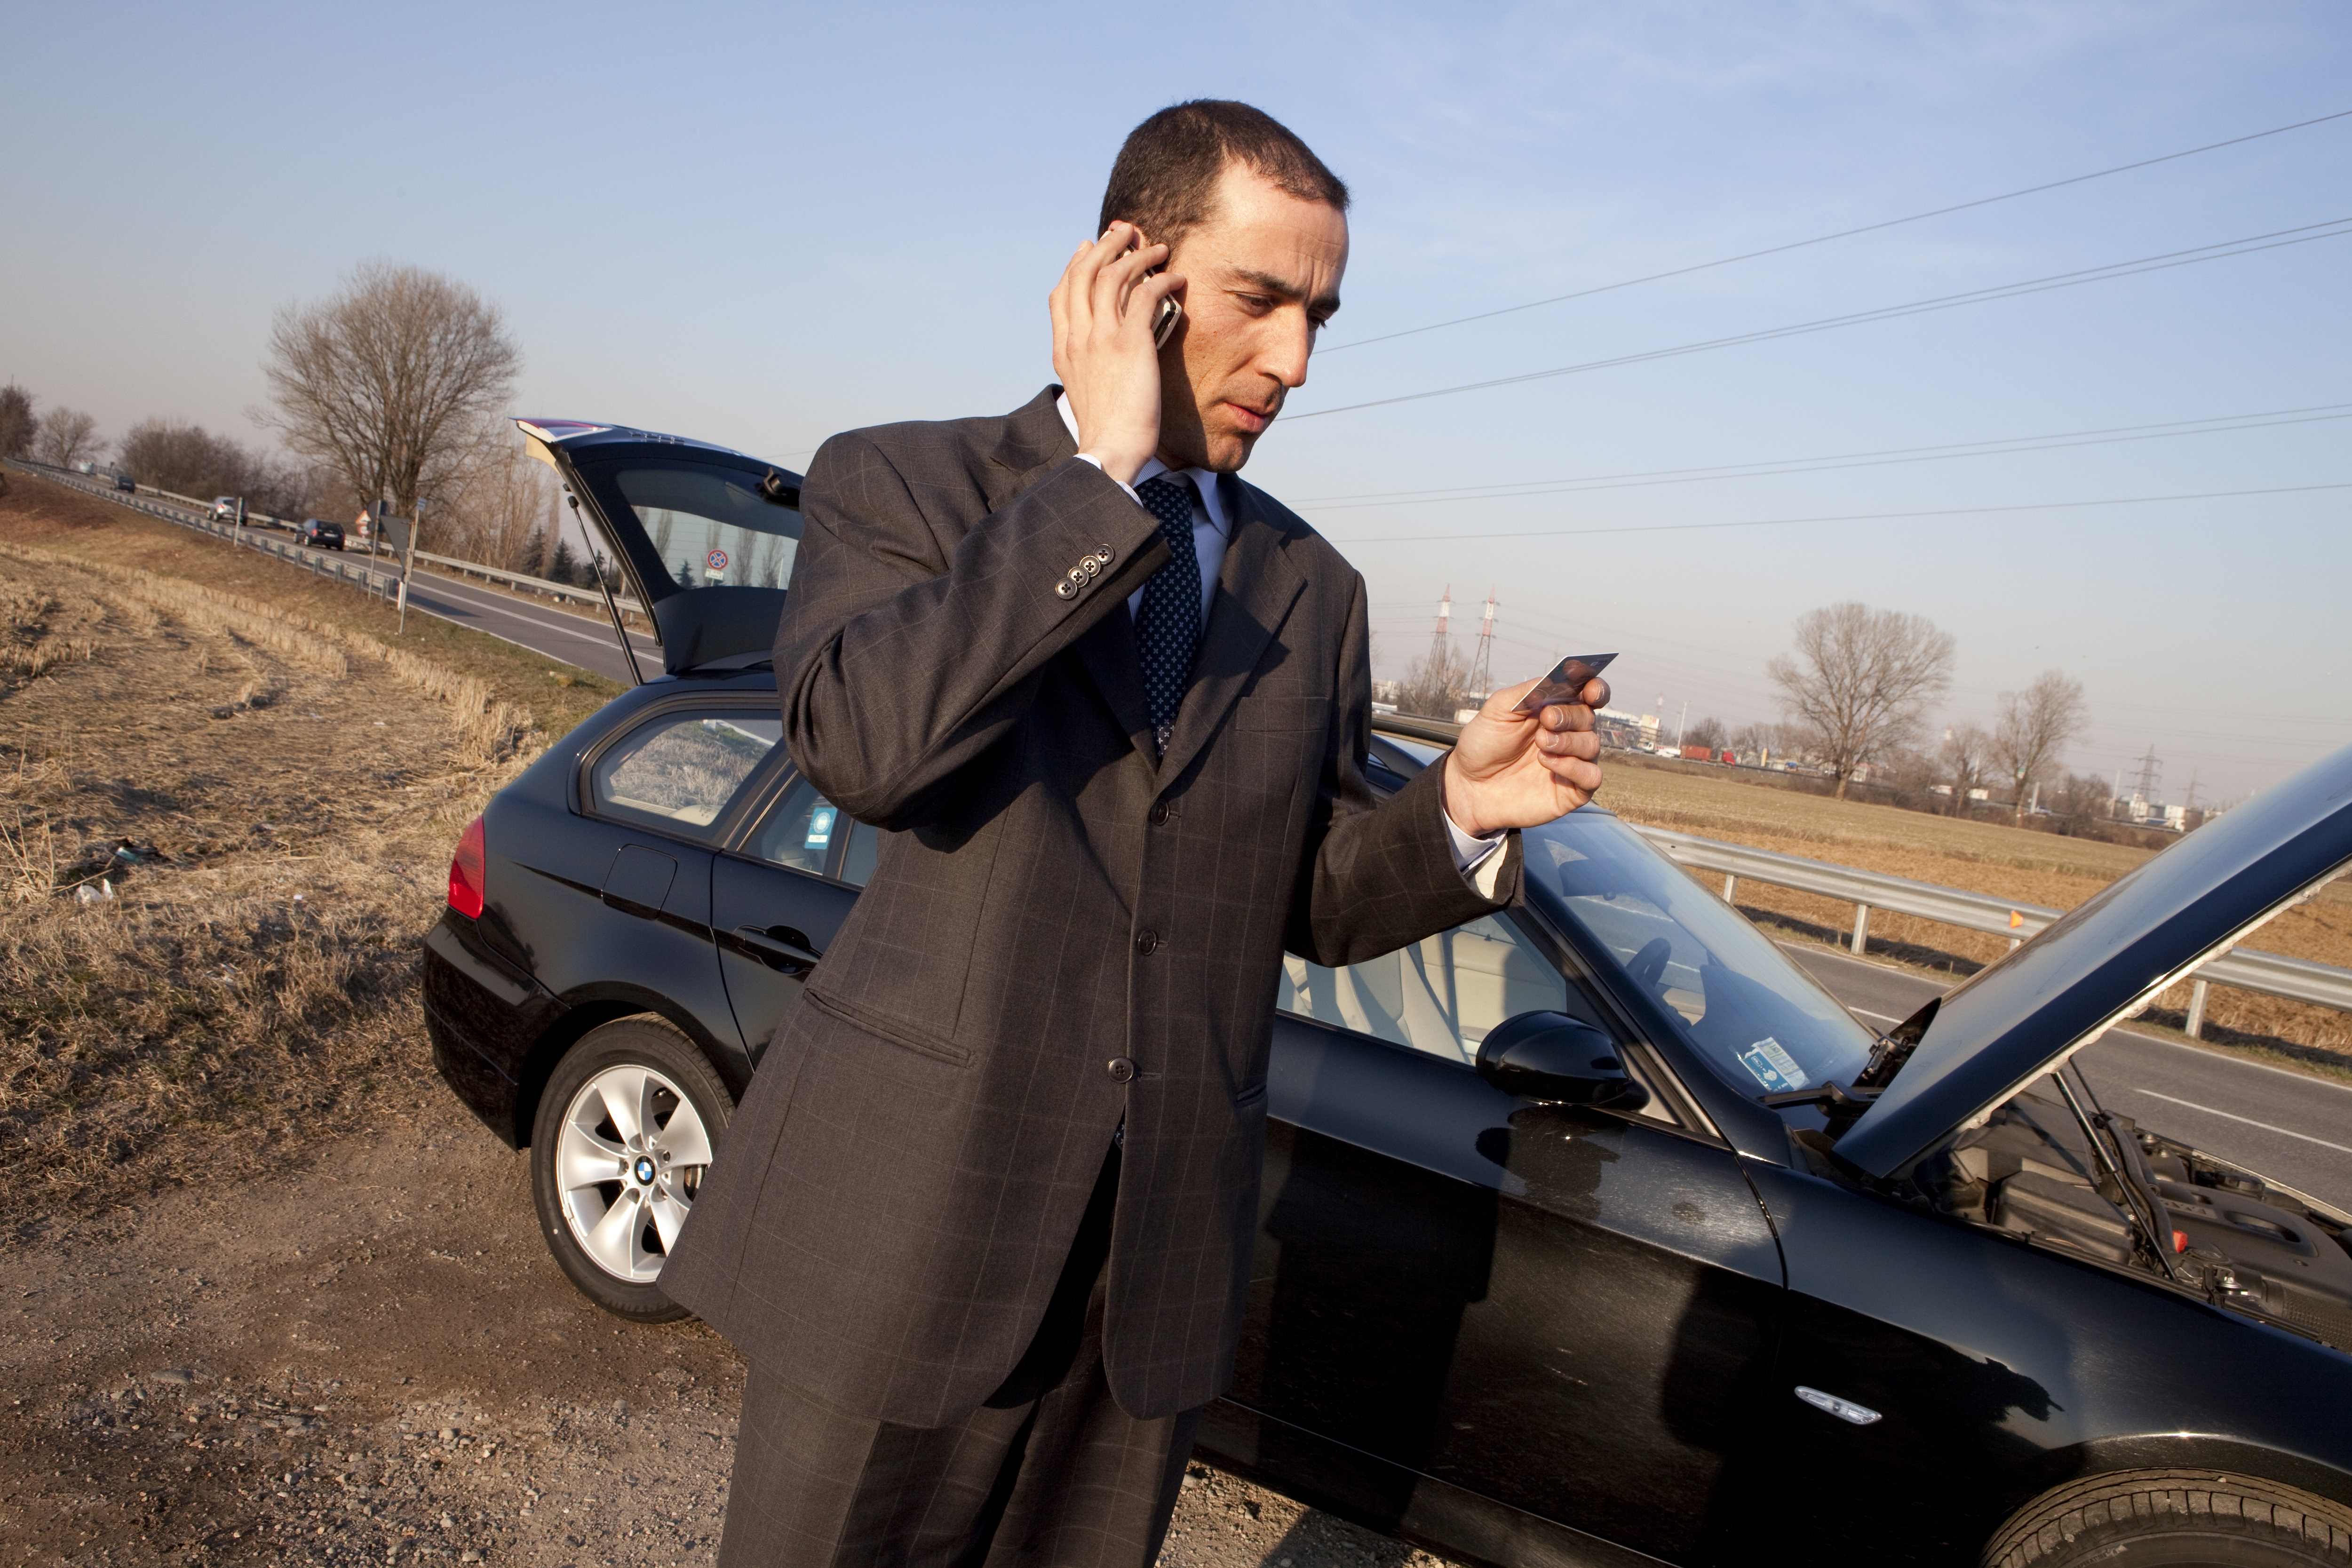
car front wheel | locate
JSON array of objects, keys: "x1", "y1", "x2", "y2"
[
  {"x1": 529, "y1": 1015, "x2": 732, "y2": 1322},
  {"x1": 1984, "y1": 1469, "x2": 2352, "y2": 1567}
]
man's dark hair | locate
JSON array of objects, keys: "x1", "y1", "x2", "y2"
[{"x1": 1098, "y1": 101, "x2": 1349, "y2": 252}]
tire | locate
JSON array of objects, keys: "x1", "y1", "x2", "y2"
[
  {"x1": 529, "y1": 1015, "x2": 733, "y2": 1323},
  {"x1": 1985, "y1": 1469, "x2": 2352, "y2": 1567}
]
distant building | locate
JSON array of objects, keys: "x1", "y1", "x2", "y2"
[{"x1": 1596, "y1": 707, "x2": 1658, "y2": 751}]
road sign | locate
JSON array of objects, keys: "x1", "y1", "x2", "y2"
[{"x1": 706, "y1": 548, "x2": 729, "y2": 575}]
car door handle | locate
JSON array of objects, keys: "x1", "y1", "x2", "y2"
[{"x1": 731, "y1": 924, "x2": 823, "y2": 975}]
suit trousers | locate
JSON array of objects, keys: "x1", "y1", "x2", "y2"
[{"x1": 715, "y1": 1145, "x2": 1200, "y2": 1568}]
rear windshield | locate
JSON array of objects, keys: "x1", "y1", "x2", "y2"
[
  {"x1": 1520, "y1": 812, "x2": 1878, "y2": 1099},
  {"x1": 612, "y1": 463, "x2": 801, "y2": 593}
]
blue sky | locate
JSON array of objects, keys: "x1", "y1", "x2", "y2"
[{"x1": 5, "y1": 1, "x2": 2346, "y2": 802}]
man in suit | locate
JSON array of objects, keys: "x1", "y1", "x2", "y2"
[{"x1": 662, "y1": 100, "x2": 1611, "y2": 1568}]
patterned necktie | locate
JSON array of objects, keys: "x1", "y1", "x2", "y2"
[{"x1": 1133, "y1": 474, "x2": 1202, "y2": 756}]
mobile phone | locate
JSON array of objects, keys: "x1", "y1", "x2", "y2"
[
  {"x1": 1152, "y1": 292, "x2": 1182, "y2": 350},
  {"x1": 1512, "y1": 652, "x2": 1617, "y2": 715}
]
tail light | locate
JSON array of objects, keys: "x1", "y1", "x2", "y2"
[{"x1": 448, "y1": 815, "x2": 487, "y2": 919}]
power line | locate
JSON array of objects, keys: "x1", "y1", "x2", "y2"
[
  {"x1": 1291, "y1": 403, "x2": 2352, "y2": 511},
  {"x1": 1332, "y1": 479, "x2": 2351, "y2": 545},
  {"x1": 1288, "y1": 216, "x2": 2352, "y2": 422},
  {"x1": 1320, "y1": 107, "x2": 2352, "y2": 354}
]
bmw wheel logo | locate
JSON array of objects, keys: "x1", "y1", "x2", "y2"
[{"x1": 633, "y1": 1156, "x2": 657, "y2": 1185}]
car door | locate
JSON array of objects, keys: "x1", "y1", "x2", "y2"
[
  {"x1": 709, "y1": 769, "x2": 875, "y2": 1062},
  {"x1": 1224, "y1": 910, "x2": 1788, "y2": 1566},
  {"x1": 502, "y1": 702, "x2": 784, "y2": 1060}
]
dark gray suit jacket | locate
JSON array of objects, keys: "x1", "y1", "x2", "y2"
[{"x1": 662, "y1": 385, "x2": 1519, "y2": 1425}]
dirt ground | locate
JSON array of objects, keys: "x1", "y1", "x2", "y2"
[{"x1": 0, "y1": 472, "x2": 1457, "y2": 1568}]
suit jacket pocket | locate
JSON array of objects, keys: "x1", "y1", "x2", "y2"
[
  {"x1": 803, "y1": 987, "x2": 975, "y2": 1067},
  {"x1": 1235, "y1": 694, "x2": 1329, "y2": 732}
]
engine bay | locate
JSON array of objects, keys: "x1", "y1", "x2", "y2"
[{"x1": 1918, "y1": 1082, "x2": 2352, "y2": 1351}]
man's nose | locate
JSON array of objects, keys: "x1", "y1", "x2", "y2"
[{"x1": 1259, "y1": 311, "x2": 1315, "y2": 388}]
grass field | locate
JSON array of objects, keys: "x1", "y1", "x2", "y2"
[
  {"x1": 1598, "y1": 754, "x2": 2352, "y2": 1063},
  {"x1": 0, "y1": 471, "x2": 622, "y2": 1238}
]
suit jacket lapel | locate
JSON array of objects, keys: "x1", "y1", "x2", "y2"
[
  {"x1": 984, "y1": 387, "x2": 1156, "y2": 764},
  {"x1": 1158, "y1": 477, "x2": 1307, "y2": 783}
]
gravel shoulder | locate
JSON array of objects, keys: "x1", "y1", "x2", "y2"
[{"x1": 3, "y1": 1095, "x2": 1464, "y2": 1568}]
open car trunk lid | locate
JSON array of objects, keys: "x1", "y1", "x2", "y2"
[
  {"x1": 516, "y1": 418, "x2": 803, "y2": 676},
  {"x1": 1837, "y1": 740, "x2": 2352, "y2": 1179}
]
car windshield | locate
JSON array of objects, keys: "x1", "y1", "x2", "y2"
[{"x1": 1519, "y1": 810, "x2": 1878, "y2": 1099}]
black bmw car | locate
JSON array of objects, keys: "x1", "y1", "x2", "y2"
[{"x1": 424, "y1": 417, "x2": 2352, "y2": 1568}]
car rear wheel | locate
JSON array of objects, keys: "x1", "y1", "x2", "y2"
[
  {"x1": 1984, "y1": 1469, "x2": 2352, "y2": 1567},
  {"x1": 529, "y1": 1015, "x2": 732, "y2": 1322}
]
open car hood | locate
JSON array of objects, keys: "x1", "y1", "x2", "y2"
[
  {"x1": 516, "y1": 418, "x2": 803, "y2": 677},
  {"x1": 1838, "y1": 740, "x2": 2352, "y2": 1179}
]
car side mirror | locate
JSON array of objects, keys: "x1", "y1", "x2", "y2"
[{"x1": 1477, "y1": 1011, "x2": 1650, "y2": 1113}]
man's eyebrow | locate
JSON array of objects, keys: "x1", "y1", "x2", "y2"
[{"x1": 1226, "y1": 266, "x2": 1342, "y2": 317}]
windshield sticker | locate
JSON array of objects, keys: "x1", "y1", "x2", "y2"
[
  {"x1": 1738, "y1": 1036, "x2": 1809, "y2": 1093},
  {"x1": 806, "y1": 805, "x2": 836, "y2": 849}
]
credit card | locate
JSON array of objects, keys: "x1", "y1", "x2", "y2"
[{"x1": 1511, "y1": 652, "x2": 1617, "y2": 715}]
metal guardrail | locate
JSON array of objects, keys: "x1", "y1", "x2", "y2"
[
  {"x1": 1633, "y1": 823, "x2": 2352, "y2": 1034},
  {"x1": 1359, "y1": 716, "x2": 2351, "y2": 1034},
  {"x1": 9, "y1": 459, "x2": 641, "y2": 619},
  {"x1": 407, "y1": 549, "x2": 644, "y2": 616}
]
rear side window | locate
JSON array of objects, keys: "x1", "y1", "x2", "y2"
[
  {"x1": 743, "y1": 777, "x2": 883, "y2": 887},
  {"x1": 589, "y1": 711, "x2": 780, "y2": 836}
]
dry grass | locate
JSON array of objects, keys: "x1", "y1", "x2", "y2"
[
  {"x1": 0, "y1": 475, "x2": 609, "y2": 1241},
  {"x1": 1601, "y1": 755, "x2": 2352, "y2": 1061}
]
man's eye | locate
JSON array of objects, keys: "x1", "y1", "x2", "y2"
[{"x1": 1233, "y1": 294, "x2": 1273, "y2": 315}]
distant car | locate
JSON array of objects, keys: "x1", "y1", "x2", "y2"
[
  {"x1": 296, "y1": 519, "x2": 344, "y2": 550},
  {"x1": 210, "y1": 497, "x2": 237, "y2": 521},
  {"x1": 112, "y1": 472, "x2": 136, "y2": 492}
]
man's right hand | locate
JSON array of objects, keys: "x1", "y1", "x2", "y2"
[{"x1": 1050, "y1": 222, "x2": 1180, "y2": 486}]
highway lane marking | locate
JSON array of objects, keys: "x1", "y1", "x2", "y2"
[
  {"x1": 1795, "y1": 944, "x2": 2352, "y2": 1098},
  {"x1": 411, "y1": 576, "x2": 660, "y2": 651},
  {"x1": 2131, "y1": 1090, "x2": 2352, "y2": 1156}
]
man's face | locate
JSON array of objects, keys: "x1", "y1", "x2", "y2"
[{"x1": 1155, "y1": 164, "x2": 1348, "y2": 473}]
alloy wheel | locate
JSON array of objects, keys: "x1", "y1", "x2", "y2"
[{"x1": 551, "y1": 1063, "x2": 715, "y2": 1283}]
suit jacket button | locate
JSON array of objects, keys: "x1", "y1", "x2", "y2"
[
  {"x1": 1097, "y1": 543, "x2": 1116, "y2": 562},
  {"x1": 1148, "y1": 802, "x2": 1171, "y2": 826},
  {"x1": 1135, "y1": 929, "x2": 1159, "y2": 955},
  {"x1": 1107, "y1": 1057, "x2": 1137, "y2": 1083},
  {"x1": 1054, "y1": 580, "x2": 1077, "y2": 600}
]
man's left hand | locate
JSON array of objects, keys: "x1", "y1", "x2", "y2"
[{"x1": 1441, "y1": 673, "x2": 1612, "y2": 838}]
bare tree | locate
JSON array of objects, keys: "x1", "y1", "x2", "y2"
[
  {"x1": 1685, "y1": 716, "x2": 1727, "y2": 755},
  {"x1": 1396, "y1": 637, "x2": 1469, "y2": 720},
  {"x1": 33, "y1": 408, "x2": 99, "y2": 469},
  {"x1": 1767, "y1": 602, "x2": 1956, "y2": 800},
  {"x1": 114, "y1": 419, "x2": 312, "y2": 516},
  {"x1": 1941, "y1": 723, "x2": 1994, "y2": 817},
  {"x1": 430, "y1": 432, "x2": 558, "y2": 571},
  {"x1": 262, "y1": 262, "x2": 521, "y2": 524},
  {"x1": 0, "y1": 384, "x2": 36, "y2": 459},
  {"x1": 1993, "y1": 670, "x2": 2090, "y2": 825}
]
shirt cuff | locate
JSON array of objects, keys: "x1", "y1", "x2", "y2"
[
  {"x1": 1071, "y1": 452, "x2": 1141, "y2": 506},
  {"x1": 1444, "y1": 807, "x2": 1509, "y2": 900}
]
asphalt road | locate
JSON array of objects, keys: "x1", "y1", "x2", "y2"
[
  {"x1": 398, "y1": 567, "x2": 657, "y2": 686},
  {"x1": 1787, "y1": 943, "x2": 2352, "y2": 1210}
]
